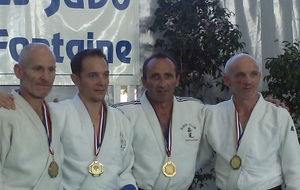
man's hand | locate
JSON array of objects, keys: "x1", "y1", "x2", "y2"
[
  {"x1": 0, "y1": 92, "x2": 16, "y2": 110},
  {"x1": 53, "y1": 98, "x2": 59, "y2": 103},
  {"x1": 265, "y1": 96, "x2": 289, "y2": 112}
]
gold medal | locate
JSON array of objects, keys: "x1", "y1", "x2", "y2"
[
  {"x1": 230, "y1": 155, "x2": 242, "y2": 170},
  {"x1": 89, "y1": 160, "x2": 104, "y2": 177},
  {"x1": 48, "y1": 160, "x2": 59, "y2": 178},
  {"x1": 162, "y1": 160, "x2": 176, "y2": 177},
  {"x1": 43, "y1": 103, "x2": 59, "y2": 178}
]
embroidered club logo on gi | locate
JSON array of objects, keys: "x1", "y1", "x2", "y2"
[
  {"x1": 180, "y1": 123, "x2": 199, "y2": 142},
  {"x1": 120, "y1": 132, "x2": 126, "y2": 151}
]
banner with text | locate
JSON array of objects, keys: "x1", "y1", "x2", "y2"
[{"x1": 0, "y1": 0, "x2": 140, "y2": 85}]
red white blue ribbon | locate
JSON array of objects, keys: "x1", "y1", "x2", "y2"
[
  {"x1": 42, "y1": 102, "x2": 54, "y2": 156},
  {"x1": 94, "y1": 105, "x2": 105, "y2": 157},
  {"x1": 235, "y1": 110, "x2": 244, "y2": 150},
  {"x1": 165, "y1": 120, "x2": 172, "y2": 157}
]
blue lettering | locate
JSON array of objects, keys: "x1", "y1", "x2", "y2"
[
  {"x1": 0, "y1": 29, "x2": 8, "y2": 49},
  {"x1": 44, "y1": 0, "x2": 60, "y2": 17},
  {"x1": 87, "y1": 32, "x2": 93, "y2": 49},
  {"x1": 52, "y1": 33, "x2": 64, "y2": 63},
  {"x1": 88, "y1": 0, "x2": 107, "y2": 9},
  {"x1": 44, "y1": 0, "x2": 129, "y2": 17},
  {"x1": 116, "y1": 40, "x2": 131, "y2": 63},
  {"x1": 66, "y1": 40, "x2": 84, "y2": 59},
  {"x1": 64, "y1": 0, "x2": 84, "y2": 8},
  {"x1": 1, "y1": 0, "x2": 130, "y2": 17},
  {"x1": 32, "y1": 38, "x2": 50, "y2": 46},
  {"x1": 112, "y1": 0, "x2": 130, "y2": 11},
  {"x1": 9, "y1": 37, "x2": 28, "y2": 61},
  {"x1": 0, "y1": 0, "x2": 10, "y2": 5},
  {"x1": 0, "y1": 30, "x2": 132, "y2": 64},
  {"x1": 13, "y1": 0, "x2": 28, "y2": 5},
  {"x1": 96, "y1": 40, "x2": 113, "y2": 63},
  {"x1": 0, "y1": 0, "x2": 28, "y2": 5}
]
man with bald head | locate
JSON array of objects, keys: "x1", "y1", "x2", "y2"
[
  {"x1": 0, "y1": 43, "x2": 63, "y2": 189},
  {"x1": 199, "y1": 53, "x2": 300, "y2": 189}
]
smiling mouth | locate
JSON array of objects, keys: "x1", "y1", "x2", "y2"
[
  {"x1": 95, "y1": 89, "x2": 106, "y2": 92},
  {"x1": 157, "y1": 90, "x2": 168, "y2": 94},
  {"x1": 38, "y1": 84, "x2": 50, "y2": 88},
  {"x1": 243, "y1": 85, "x2": 253, "y2": 89}
]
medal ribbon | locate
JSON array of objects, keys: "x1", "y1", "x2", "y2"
[
  {"x1": 17, "y1": 90, "x2": 54, "y2": 156},
  {"x1": 165, "y1": 120, "x2": 172, "y2": 158},
  {"x1": 42, "y1": 102, "x2": 54, "y2": 156},
  {"x1": 93, "y1": 105, "x2": 105, "y2": 157},
  {"x1": 235, "y1": 110, "x2": 244, "y2": 150}
]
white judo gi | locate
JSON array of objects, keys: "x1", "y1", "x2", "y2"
[
  {"x1": 0, "y1": 90, "x2": 64, "y2": 190},
  {"x1": 201, "y1": 93, "x2": 300, "y2": 190},
  {"x1": 113, "y1": 90, "x2": 207, "y2": 190},
  {"x1": 49, "y1": 93, "x2": 136, "y2": 190}
]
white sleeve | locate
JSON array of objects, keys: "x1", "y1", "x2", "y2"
[
  {"x1": 0, "y1": 111, "x2": 13, "y2": 189},
  {"x1": 118, "y1": 112, "x2": 137, "y2": 190},
  {"x1": 196, "y1": 108, "x2": 214, "y2": 172},
  {"x1": 279, "y1": 111, "x2": 300, "y2": 189}
]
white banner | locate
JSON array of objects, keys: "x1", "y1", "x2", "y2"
[{"x1": 0, "y1": 0, "x2": 140, "y2": 85}]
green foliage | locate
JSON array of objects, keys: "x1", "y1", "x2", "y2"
[
  {"x1": 263, "y1": 40, "x2": 300, "y2": 130},
  {"x1": 188, "y1": 164, "x2": 216, "y2": 190},
  {"x1": 150, "y1": 0, "x2": 245, "y2": 102}
]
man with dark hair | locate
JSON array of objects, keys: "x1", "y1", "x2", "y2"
[
  {"x1": 0, "y1": 43, "x2": 64, "y2": 189},
  {"x1": 142, "y1": 52, "x2": 179, "y2": 77},
  {"x1": 113, "y1": 52, "x2": 206, "y2": 189},
  {"x1": 49, "y1": 48, "x2": 136, "y2": 190}
]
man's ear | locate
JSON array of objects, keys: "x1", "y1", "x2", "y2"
[
  {"x1": 13, "y1": 64, "x2": 23, "y2": 80},
  {"x1": 53, "y1": 98, "x2": 59, "y2": 103},
  {"x1": 222, "y1": 75, "x2": 230, "y2": 87},
  {"x1": 175, "y1": 74, "x2": 180, "y2": 87},
  {"x1": 70, "y1": 74, "x2": 79, "y2": 86},
  {"x1": 141, "y1": 76, "x2": 146, "y2": 87}
]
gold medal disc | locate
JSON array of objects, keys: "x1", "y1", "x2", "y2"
[
  {"x1": 48, "y1": 161, "x2": 59, "y2": 178},
  {"x1": 162, "y1": 160, "x2": 176, "y2": 177},
  {"x1": 230, "y1": 155, "x2": 242, "y2": 170},
  {"x1": 89, "y1": 160, "x2": 104, "y2": 177}
]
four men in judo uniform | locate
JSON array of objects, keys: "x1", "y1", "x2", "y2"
[
  {"x1": 0, "y1": 43, "x2": 64, "y2": 190},
  {"x1": 199, "y1": 53, "x2": 300, "y2": 189},
  {"x1": 0, "y1": 46, "x2": 299, "y2": 189}
]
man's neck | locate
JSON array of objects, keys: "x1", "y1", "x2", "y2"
[
  {"x1": 232, "y1": 93, "x2": 259, "y2": 129},
  {"x1": 19, "y1": 89, "x2": 45, "y2": 121},
  {"x1": 78, "y1": 94, "x2": 104, "y2": 135},
  {"x1": 79, "y1": 95, "x2": 103, "y2": 118},
  {"x1": 233, "y1": 93, "x2": 259, "y2": 110},
  {"x1": 147, "y1": 95, "x2": 173, "y2": 137},
  {"x1": 146, "y1": 91, "x2": 173, "y2": 113},
  {"x1": 151, "y1": 101, "x2": 172, "y2": 113}
]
